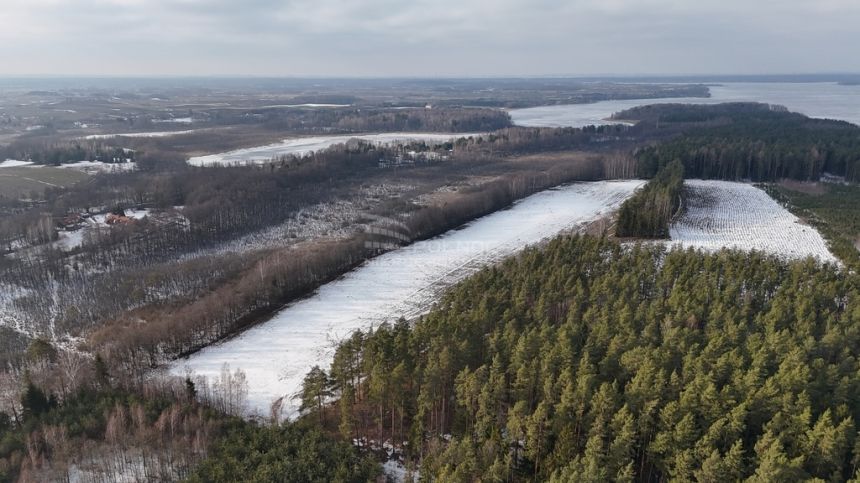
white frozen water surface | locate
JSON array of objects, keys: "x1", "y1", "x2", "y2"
[
  {"x1": 187, "y1": 132, "x2": 478, "y2": 166},
  {"x1": 669, "y1": 180, "x2": 837, "y2": 263},
  {"x1": 510, "y1": 82, "x2": 860, "y2": 127},
  {"x1": 172, "y1": 180, "x2": 644, "y2": 418}
]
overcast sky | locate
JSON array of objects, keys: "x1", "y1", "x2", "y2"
[{"x1": 0, "y1": 0, "x2": 857, "y2": 76}]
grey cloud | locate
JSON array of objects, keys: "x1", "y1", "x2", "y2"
[{"x1": 0, "y1": 0, "x2": 857, "y2": 76}]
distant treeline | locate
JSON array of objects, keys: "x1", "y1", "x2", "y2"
[
  {"x1": 332, "y1": 108, "x2": 512, "y2": 132},
  {"x1": 1, "y1": 139, "x2": 133, "y2": 166},
  {"x1": 455, "y1": 124, "x2": 637, "y2": 156},
  {"x1": 617, "y1": 103, "x2": 860, "y2": 182},
  {"x1": 5, "y1": 106, "x2": 512, "y2": 168},
  {"x1": 616, "y1": 159, "x2": 684, "y2": 238},
  {"x1": 209, "y1": 106, "x2": 512, "y2": 133}
]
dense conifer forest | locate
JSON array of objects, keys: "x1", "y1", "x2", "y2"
[
  {"x1": 305, "y1": 235, "x2": 859, "y2": 481},
  {"x1": 0, "y1": 376, "x2": 379, "y2": 482},
  {"x1": 615, "y1": 160, "x2": 684, "y2": 238},
  {"x1": 619, "y1": 103, "x2": 860, "y2": 182}
]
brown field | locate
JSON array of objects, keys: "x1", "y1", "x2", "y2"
[
  {"x1": 778, "y1": 178, "x2": 828, "y2": 195},
  {"x1": 0, "y1": 166, "x2": 89, "y2": 198}
]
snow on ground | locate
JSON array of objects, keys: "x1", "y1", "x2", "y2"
[
  {"x1": 669, "y1": 180, "x2": 838, "y2": 263},
  {"x1": 153, "y1": 117, "x2": 194, "y2": 123},
  {"x1": 187, "y1": 132, "x2": 479, "y2": 166},
  {"x1": 177, "y1": 184, "x2": 413, "y2": 261},
  {"x1": 0, "y1": 284, "x2": 32, "y2": 334},
  {"x1": 383, "y1": 459, "x2": 419, "y2": 483},
  {"x1": 0, "y1": 159, "x2": 33, "y2": 168},
  {"x1": 262, "y1": 103, "x2": 351, "y2": 108},
  {"x1": 181, "y1": 200, "x2": 362, "y2": 261},
  {"x1": 172, "y1": 180, "x2": 644, "y2": 419},
  {"x1": 84, "y1": 130, "x2": 198, "y2": 139},
  {"x1": 55, "y1": 161, "x2": 137, "y2": 173},
  {"x1": 0, "y1": 159, "x2": 134, "y2": 173},
  {"x1": 55, "y1": 230, "x2": 85, "y2": 251},
  {"x1": 89, "y1": 208, "x2": 149, "y2": 225}
]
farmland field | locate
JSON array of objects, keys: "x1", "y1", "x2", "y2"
[
  {"x1": 0, "y1": 165, "x2": 89, "y2": 198},
  {"x1": 172, "y1": 180, "x2": 644, "y2": 419},
  {"x1": 669, "y1": 180, "x2": 838, "y2": 263}
]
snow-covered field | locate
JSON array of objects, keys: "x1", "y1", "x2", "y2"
[
  {"x1": 187, "y1": 132, "x2": 478, "y2": 166},
  {"x1": 0, "y1": 159, "x2": 34, "y2": 168},
  {"x1": 153, "y1": 117, "x2": 194, "y2": 124},
  {"x1": 172, "y1": 180, "x2": 644, "y2": 418},
  {"x1": 56, "y1": 161, "x2": 137, "y2": 173},
  {"x1": 669, "y1": 180, "x2": 837, "y2": 263},
  {"x1": 0, "y1": 159, "x2": 134, "y2": 173}
]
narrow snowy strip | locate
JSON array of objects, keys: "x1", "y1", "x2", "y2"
[
  {"x1": 55, "y1": 161, "x2": 137, "y2": 173},
  {"x1": 669, "y1": 180, "x2": 837, "y2": 263},
  {"x1": 187, "y1": 132, "x2": 479, "y2": 166},
  {"x1": 172, "y1": 180, "x2": 644, "y2": 418},
  {"x1": 0, "y1": 160, "x2": 34, "y2": 168}
]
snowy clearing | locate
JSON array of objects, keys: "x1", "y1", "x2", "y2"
[
  {"x1": 0, "y1": 159, "x2": 34, "y2": 168},
  {"x1": 187, "y1": 132, "x2": 479, "y2": 166},
  {"x1": 0, "y1": 160, "x2": 134, "y2": 173},
  {"x1": 152, "y1": 117, "x2": 194, "y2": 123},
  {"x1": 172, "y1": 180, "x2": 644, "y2": 419},
  {"x1": 669, "y1": 180, "x2": 837, "y2": 263},
  {"x1": 55, "y1": 161, "x2": 137, "y2": 173}
]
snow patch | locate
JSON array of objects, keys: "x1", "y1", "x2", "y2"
[
  {"x1": 153, "y1": 117, "x2": 194, "y2": 124},
  {"x1": 56, "y1": 161, "x2": 137, "y2": 173},
  {"x1": 383, "y1": 459, "x2": 419, "y2": 483},
  {"x1": 0, "y1": 159, "x2": 33, "y2": 168}
]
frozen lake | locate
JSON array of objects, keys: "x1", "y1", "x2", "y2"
[
  {"x1": 188, "y1": 132, "x2": 477, "y2": 166},
  {"x1": 509, "y1": 82, "x2": 860, "y2": 128},
  {"x1": 172, "y1": 180, "x2": 644, "y2": 418}
]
